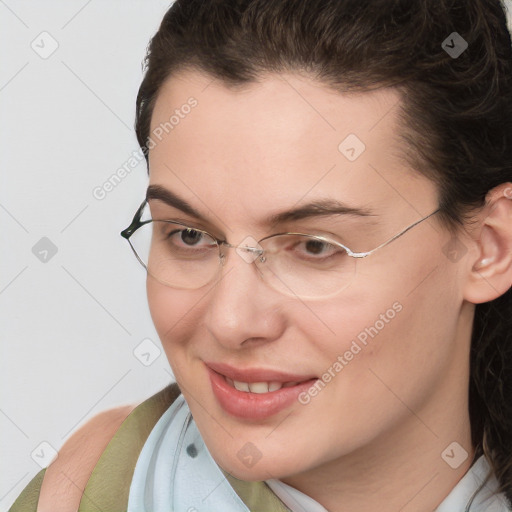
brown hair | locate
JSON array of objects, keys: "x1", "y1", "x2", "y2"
[{"x1": 135, "y1": 0, "x2": 512, "y2": 503}]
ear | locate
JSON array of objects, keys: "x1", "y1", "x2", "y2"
[{"x1": 463, "y1": 183, "x2": 512, "y2": 304}]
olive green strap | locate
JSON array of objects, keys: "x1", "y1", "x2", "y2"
[
  {"x1": 222, "y1": 469, "x2": 292, "y2": 512},
  {"x1": 78, "y1": 382, "x2": 181, "y2": 512},
  {"x1": 8, "y1": 468, "x2": 46, "y2": 512}
]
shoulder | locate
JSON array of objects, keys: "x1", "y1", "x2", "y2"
[
  {"x1": 35, "y1": 382, "x2": 181, "y2": 512},
  {"x1": 37, "y1": 403, "x2": 138, "y2": 512}
]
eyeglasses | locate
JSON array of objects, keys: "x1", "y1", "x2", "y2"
[{"x1": 121, "y1": 200, "x2": 440, "y2": 300}]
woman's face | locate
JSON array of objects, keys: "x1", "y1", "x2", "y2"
[{"x1": 146, "y1": 70, "x2": 473, "y2": 481}]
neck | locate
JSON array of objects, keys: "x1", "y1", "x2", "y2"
[{"x1": 283, "y1": 415, "x2": 474, "y2": 512}]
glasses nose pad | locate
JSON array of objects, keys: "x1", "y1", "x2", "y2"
[{"x1": 219, "y1": 248, "x2": 227, "y2": 266}]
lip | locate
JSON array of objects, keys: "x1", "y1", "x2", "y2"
[
  {"x1": 206, "y1": 364, "x2": 318, "y2": 420},
  {"x1": 205, "y1": 361, "x2": 317, "y2": 383}
]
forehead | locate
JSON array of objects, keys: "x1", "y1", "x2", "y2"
[
  {"x1": 147, "y1": 69, "x2": 437, "y2": 225},
  {"x1": 149, "y1": 69, "x2": 402, "y2": 158}
]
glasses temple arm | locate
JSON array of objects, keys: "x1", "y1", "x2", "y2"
[{"x1": 347, "y1": 208, "x2": 441, "y2": 258}]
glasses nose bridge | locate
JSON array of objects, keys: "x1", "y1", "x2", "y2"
[{"x1": 218, "y1": 240, "x2": 266, "y2": 265}]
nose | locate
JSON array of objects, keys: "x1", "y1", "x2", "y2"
[{"x1": 204, "y1": 244, "x2": 285, "y2": 350}]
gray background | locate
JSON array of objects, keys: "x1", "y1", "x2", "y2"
[
  {"x1": 0, "y1": 1, "x2": 175, "y2": 508},
  {"x1": 1, "y1": 1, "x2": 511, "y2": 509}
]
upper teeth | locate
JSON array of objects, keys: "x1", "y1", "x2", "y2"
[{"x1": 226, "y1": 378, "x2": 298, "y2": 393}]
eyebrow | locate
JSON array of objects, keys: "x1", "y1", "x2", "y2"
[{"x1": 146, "y1": 184, "x2": 376, "y2": 227}]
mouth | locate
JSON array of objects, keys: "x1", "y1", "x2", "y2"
[
  {"x1": 205, "y1": 361, "x2": 317, "y2": 385},
  {"x1": 205, "y1": 362, "x2": 318, "y2": 420},
  {"x1": 224, "y1": 378, "x2": 304, "y2": 393}
]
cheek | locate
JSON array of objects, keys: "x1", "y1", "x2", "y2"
[
  {"x1": 284, "y1": 257, "x2": 462, "y2": 462},
  {"x1": 342, "y1": 249, "x2": 462, "y2": 411},
  {"x1": 146, "y1": 277, "x2": 205, "y2": 356},
  {"x1": 304, "y1": 242, "x2": 462, "y2": 401}
]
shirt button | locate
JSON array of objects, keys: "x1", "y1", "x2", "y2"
[{"x1": 186, "y1": 443, "x2": 198, "y2": 458}]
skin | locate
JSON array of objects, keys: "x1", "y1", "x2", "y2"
[{"x1": 145, "y1": 69, "x2": 512, "y2": 512}]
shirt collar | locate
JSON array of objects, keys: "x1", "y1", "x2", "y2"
[{"x1": 265, "y1": 455, "x2": 511, "y2": 512}]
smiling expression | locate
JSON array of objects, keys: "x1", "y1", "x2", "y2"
[{"x1": 144, "y1": 69, "x2": 473, "y2": 482}]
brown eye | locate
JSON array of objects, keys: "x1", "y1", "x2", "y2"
[
  {"x1": 150, "y1": 222, "x2": 216, "y2": 254},
  {"x1": 180, "y1": 228, "x2": 204, "y2": 246},
  {"x1": 270, "y1": 234, "x2": 346, "y2": 264},
  {"x1": 303, "y1": 239, "x2": 327, "y2": 255}
]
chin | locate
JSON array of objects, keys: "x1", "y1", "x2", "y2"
[
  {"x1": 205, "y1": 437, "x2": 310, "y2": 482},
  {"x1": 216, "y1": 456, "x2": 292, "y2": 482}
]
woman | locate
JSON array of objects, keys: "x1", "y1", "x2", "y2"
[{"x1": 9, "y1": 0, "x2": 512, "y2": 511}]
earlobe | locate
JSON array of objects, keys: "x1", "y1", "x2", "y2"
[{"x1": 463, "y1": 183, "x2": 512, "y2": 305}]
